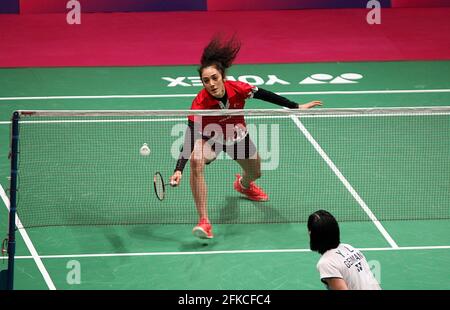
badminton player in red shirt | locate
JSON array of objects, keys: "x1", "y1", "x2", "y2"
[{"x1": 170, "y1": 35, "x2": 322, "y2": 239}]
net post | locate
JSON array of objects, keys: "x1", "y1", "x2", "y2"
[{"x1": 7, "y1": 111, "x2": 20, "y2": 290}]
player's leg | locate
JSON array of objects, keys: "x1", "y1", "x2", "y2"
[
  {"x1": 234, "y1": 155, "x2": 268, "y2": 201},
  {"x1": 190, "y1": 138, "x2": 216, "y2": 238},
  {"x1": 230, "y1": 136, "x2": 269, "y2": 201},
  {"x1": 235, "y1": 155, "x2": 261, "y2": 186}
]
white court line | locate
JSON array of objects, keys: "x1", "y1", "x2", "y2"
[
  {"x1": 1, "y1": 88, "x2": 450, "y2": 101},
  {"x1": 0, "y1": 184, "x2": 56, "y2": 290},
  {"x1": 288, "y1": 114, "x2": 399, "y2": 248},
  {"x1": 1, "y1": 245, "x2": 449, "y2": 260}
]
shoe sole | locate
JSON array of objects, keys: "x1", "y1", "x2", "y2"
[
  {"x1": 244, "y1": 196, "x2": 269, "y2": 202},
  {"x1": 192, "y1": 227, "x2": 213, "y2": 239}
]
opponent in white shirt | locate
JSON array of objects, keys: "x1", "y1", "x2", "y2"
[{"x1": 308, "y1": 210, "x2": 381, "y2": 290}]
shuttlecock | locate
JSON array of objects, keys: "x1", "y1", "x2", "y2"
[{"x1": 140, "y1": 143, "x2": 150, "y2": 156}]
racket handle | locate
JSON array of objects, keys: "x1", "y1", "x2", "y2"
[{"x1": 169, "y1": 180, "x2": 177, "y2": 187}]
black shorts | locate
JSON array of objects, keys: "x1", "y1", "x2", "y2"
[{"x1": 203, "y1": 133, "x2": 257, "y2": 161}]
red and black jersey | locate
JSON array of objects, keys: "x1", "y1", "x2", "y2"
[
  {"x1": 174, "y1": 82, "x2": 299, "y2": 173},
  {"x1": 188, "y1": 80, "x2": 257, "y2": 140}
]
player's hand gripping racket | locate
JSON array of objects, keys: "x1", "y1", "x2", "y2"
[{"x1": 153, "y1": 172, "x2": 176, "y2": 201}]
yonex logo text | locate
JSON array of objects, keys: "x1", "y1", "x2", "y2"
[{"x1": 163, "y1": 73, "x2": 364, "y2": 87}]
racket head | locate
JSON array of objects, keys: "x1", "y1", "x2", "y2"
[{"x1": 153, "y1": 172, "x2": 166, "y2": 201}]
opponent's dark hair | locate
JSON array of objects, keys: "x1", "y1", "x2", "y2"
[
  {"x1": 307, "y1": 210, "x2": 340, "y2": 255},
  {"x1": 198, "y1": 34, "x2": 241, "y2": 78}
]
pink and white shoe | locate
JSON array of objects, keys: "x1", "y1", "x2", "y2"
[{"x1": 192, "y1": 218, "x2": 214, "y2": 239}]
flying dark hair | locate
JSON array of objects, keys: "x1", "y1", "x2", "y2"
[
  {"x1": 307, "y1": 210, "x2": 340, "y2": 255},
  {"x1": 198, "y1": 34, "x2": 241, "y2": 78}
]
